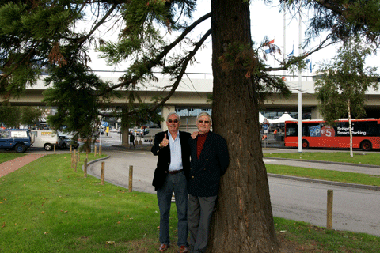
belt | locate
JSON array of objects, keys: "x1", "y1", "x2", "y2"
[{"x1": 168, "y1": 169, "x2": 184, "y2": 175}]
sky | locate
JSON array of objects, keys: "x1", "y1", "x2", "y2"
[{"x1": 87, "y1": 0, "x2": 379, "y2": 76}]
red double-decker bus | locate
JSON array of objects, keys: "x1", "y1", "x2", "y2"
[{"x1": 284, "y1": 118, "x2": 380, "y2": 151}]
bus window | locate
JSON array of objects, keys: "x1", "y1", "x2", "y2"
[
  {"x1": 305, "y1": 123, "x2": 321, "y2": 137},
  {"x1": 366, "y1": 122, "x2": 380, "y2": 137},
  {"x1": 286, "y1": 123, "x2": 297, "y2": 137}
]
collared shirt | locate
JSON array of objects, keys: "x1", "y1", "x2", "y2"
[{"x1": 168, "y1": 130, "x2": 183, "y2": 172}]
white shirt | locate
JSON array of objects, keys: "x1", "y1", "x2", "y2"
[{"x1": 168, "y1": 131, "x2": 183, "y2": 172}]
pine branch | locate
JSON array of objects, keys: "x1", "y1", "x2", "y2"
[
  {"x1": 76, "y1": 4, "x2": 119, "y2": 45},
  {"x1": 120, "y1": 29, "x2": 212, "y2": 117},
  {"x1": 149, "y1": 29, "x2": 212, "y2": 112},
  {"x1": 314, "y1": 0, "x2": 345, "y2": 15},
  {"x1": 96, "y1": 12, "x2": 211, "y2": 95}
]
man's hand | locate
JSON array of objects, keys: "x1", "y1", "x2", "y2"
[
  {"x1": 191, "y1": 131, "x2": 199, "y2": 139},
  {"x1": 160, "y1": 133, "x2": 169, "y2": 148}
]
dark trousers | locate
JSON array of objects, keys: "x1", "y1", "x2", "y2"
[
  {"x1": 188, "y1": 194, "x2": 217, "y2": 253},
  {"x1": 157, "y1": 171, "x2": 188, "y2": 247}
]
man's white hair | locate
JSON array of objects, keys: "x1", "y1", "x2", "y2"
[
  {"x1": 196, "y1": 111, "x2": 211, "y2": 123},
  {"x1": 166, "y1": 112, "x2": 180, "y2": 122}
]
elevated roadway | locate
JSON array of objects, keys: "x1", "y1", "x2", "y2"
[{"x1": 8, "y1": 73, "x2": 380, "y2": 120}]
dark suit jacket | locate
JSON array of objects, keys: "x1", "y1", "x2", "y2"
[
  {"x1": 188, "y1": 131, "x2": 229, "y2": 197},
  {"x1": 151, "y1": 130, "x2": 191, "y2": 191}
]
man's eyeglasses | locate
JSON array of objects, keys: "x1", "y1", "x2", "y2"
[
  {"x1": 168, "y1": 119, "x2": 179, "y2": 123},
  {"x1": 198, "y1": 120, "x2": 210, "y2": 124}
]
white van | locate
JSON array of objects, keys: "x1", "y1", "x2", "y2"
[{"x1": 31, "y1": 130, "x2": 59, "y2": 151}]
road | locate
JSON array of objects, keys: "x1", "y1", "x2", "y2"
[
  {"x1": 84, "y1": 149, "x2": 380, "y2": 237},
  {"x1": 269, "y1": 177, "x2": 380, "y2": 236}
]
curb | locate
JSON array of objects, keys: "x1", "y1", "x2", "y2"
[
  {"x1": 265, "y1": 157, "x2": 380, "y2": 191},
  {"x1": 264, "y1": 157, "x2": 380, "y2": 168},
  {"x1": 268, "y1": 173, "x2": 380, "y2": 191},
  {"x1": 81, "y1": 155, "x2": 110, "y2": 172},
  {"x1": 111, "y1": 144, "x2": 152, "y2": 151},
  {"x1": 82, "y1": 155, "x2": 142, "y2": 190}
]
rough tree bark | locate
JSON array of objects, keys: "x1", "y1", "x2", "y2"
[{"x1": 208, "y1": 0, "x2": 278, "y2": 252}]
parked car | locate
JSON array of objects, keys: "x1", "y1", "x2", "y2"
[
  {"x1": 129, "y1": 128, "x2": 146, "y2": 137},
  {"x1": 58, "y1": 136, "x2": 79, "y2": 149},
  {"x1": 30, "y1": 130, "x2": 59, "y2": 151},
  {"x1": 0, "y1": 129, "x2": 32, "y2": 153}
]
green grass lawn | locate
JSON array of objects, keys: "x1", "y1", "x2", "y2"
[
  {"x1": 264, "y1": 152, "x2": 380, "y2": 166},
  {"x1": 0, "y1": 153, "x2": 173, "y2": 252},
  {"x1": 264, "y1": 152, "x2": 380, "y2": 187},
  {"x1": 0, "y1": 153, "x2": 27, "y2": 164},
  {"x1": 274, "y1": 217, "x2": 380, "y2": 252},
  {"x1": 1, "y1": 153, "x2": 379, "y2": 252},
  {"x1": 266, "y1": 164, "x2": 380, "y2": 186}
]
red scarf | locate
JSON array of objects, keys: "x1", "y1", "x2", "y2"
[{"x1": 197, "y1": 133, "x2": 208, "y2": 159}]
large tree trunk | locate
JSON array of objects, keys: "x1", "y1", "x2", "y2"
[{"x1": 208, "y1": 0, "x2": 278, "y2": 252}]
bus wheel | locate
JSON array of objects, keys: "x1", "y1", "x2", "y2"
[
  {"x1": 360, "y1": 140, "x2": 372, "y2": 151},
  {"x1": 302, "y1": 140, "x2": 309, "y2": 149}
]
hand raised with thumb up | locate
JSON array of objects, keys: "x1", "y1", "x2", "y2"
[{"x1": 160, "y1": 133, "x2": 169, "y2": 148}]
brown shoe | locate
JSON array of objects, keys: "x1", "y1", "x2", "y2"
[
  {"x1": 159, "y1": 243, "x2": 169, "y2": 252},
  {"x1": 178, "y1": 246, "x2": 189, "y2": 253}
]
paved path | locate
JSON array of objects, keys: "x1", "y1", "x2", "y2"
[
  {"x1": 0, "y1": 153, "x2": 45, "y2": 177},
  {"x1": 87, "y1": 150, "x2": 157, "y2": 194},
  {"x1": 270, "y1": 176, "x2": 380, "y2": 237}
]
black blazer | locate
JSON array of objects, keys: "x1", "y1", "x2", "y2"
[
  {"x1": 188, "y1": 131, "x2": 229, "y2": 197},
  {"x1": 151, "y1": 130, "x2": 191, "y2": 190}
]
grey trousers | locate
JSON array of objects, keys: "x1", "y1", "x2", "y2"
[
  {"x1": 157, "y1": 172, "x2": 188, "y2": 247},
  {"x1": 188, "y1": 194, "x2": 217, "y2": 253}
]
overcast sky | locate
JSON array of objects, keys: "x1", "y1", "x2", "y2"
[{"x1": 88, "y1": 0, "x2": 379, "y2": 76}]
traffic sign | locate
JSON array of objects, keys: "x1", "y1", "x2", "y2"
[{"x1": 101, "y1": 121, "x2": 109, "y2": 127}]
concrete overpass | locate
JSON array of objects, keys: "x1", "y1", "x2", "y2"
[{"x1": 8, "y1": 73, "x2": 380, "y2": 127}]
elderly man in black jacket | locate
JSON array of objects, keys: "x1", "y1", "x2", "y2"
[
  {"x1": 188, "y1": 111, "x2": 230, "y2": 253},
  {"x1": 151, "y1": 112, "x2": 191, "y2": 253}
]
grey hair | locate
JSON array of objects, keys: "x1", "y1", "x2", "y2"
[
  {"x1": 166, "y1": 112, "x2": 180, "y2": 122},
  {"x1": 196, "y1": 111, "x2": 212, "y2": 123}
]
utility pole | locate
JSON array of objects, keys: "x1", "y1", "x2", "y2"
[{"x1": 297, "y1": 6, "x2": 303, "y2": 153}]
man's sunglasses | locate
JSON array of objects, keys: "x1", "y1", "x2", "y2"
[
  {"x1": 198, "y1": 120, "x2": 210, "y2": 124},
  {"x1": 168, "y1": 119, "x2": 179, "y2": 123}
]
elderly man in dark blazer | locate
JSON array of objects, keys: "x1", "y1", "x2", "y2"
[
  {"x1": 151, "y1": 112, "x2": 191, "y2": 253},
  {"x1": 188, "y1": 111, "x2": 230, "y2": 253}
]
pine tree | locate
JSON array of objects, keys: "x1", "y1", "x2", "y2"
[{"x1": 1, "y1": 0, "x2": 380, "y2": 251}]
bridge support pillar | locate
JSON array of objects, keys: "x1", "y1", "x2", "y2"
[
  {"x1": 121, "y1": 128, "x2": 129, "y2": 147},
  {"x1": 311, "y1": 107, "x2": 322, "y2": 119}
]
